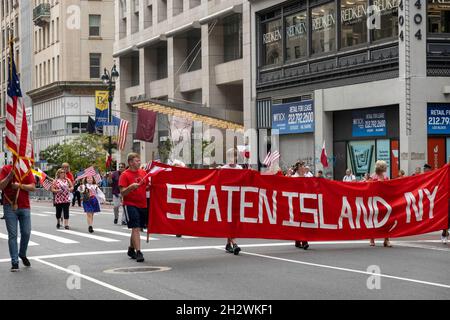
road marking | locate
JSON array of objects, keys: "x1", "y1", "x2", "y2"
[
  {"x1": 31, "y1": 213, "x2": 50, "y2": 217},
  {"x1": 95, "y1": 228, "x2": 159, "y2": 241},
  {"x1": 234, "y1": 250, "x2": 450, "y2": 290},
  {"x1": 0, "y1": 232, "x2": 39, "y2": 246},
  {"x1": 123, "y1": 229, "x2": 197, "y2": 239},
  {"x1": 33, "y1": 258, "x2": 148, "y2": 300},
  {"x1": 57, "y1": 230, "x2": 119, "y2": 242},
  {"x1": 393, "y1": 242, "x2": 450, "y2": 252},
  {"x1": 31, "y1": 231, "x2": 79, "y2": 244},
  {"x1": 0, "y1": 240, "x2": 448, "y2": 263}
]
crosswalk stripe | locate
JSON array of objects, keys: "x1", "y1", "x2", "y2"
[
  {"x1": 120, "y1": 228, "x2": 198, "y2": 239},
  {"x1": 0, "y1": 232, "x2": 39, "y2": 246},
  {"x1": 31, "y1": 231, "x2": 79, "y2": 244},
  {"x1": 95, "y1": 228, "x2": 159, "y2": 241},
  {"x1": 31, "y1": 213, "x2": 50, "y2": 217},
  {"x1": 57, "y1": 230, "x2": 119, "y2": 242}
]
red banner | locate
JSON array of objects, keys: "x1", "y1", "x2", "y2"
[{"x1": 149, "y1": 164, "x2": 449, "y2": 241}]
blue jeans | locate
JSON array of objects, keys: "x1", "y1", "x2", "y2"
[{"x1": 4, "y1": 205, "x2": 31, "y2": 265}]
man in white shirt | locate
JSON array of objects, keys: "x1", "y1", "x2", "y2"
[
  {"x1": 221, "y1": 149, "x2": 242, "y2": 255},
  {"x1": 343, "y1": 169, "x2": 356, "y2": 182}
]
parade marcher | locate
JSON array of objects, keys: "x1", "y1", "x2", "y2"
[
  {"x1": 361, "y1": 173, "x2": 371, "y2": 182},
  {"x1": 79, "y1": 176, "x2": 105, "y2": 233},
  {"x1": 369, "y1": 160, "x2": 392, "y2": 248},
  {"x1": 0, "y1": 165, "x2": 36, "y2": 272},
  {"x1": 304, "y1": 166, "x2": 314, "y2": 178},
  {"x1": 316, "y1": 170, "x2": 324, "y2": 178},
  {"x1": 72, "y1": 179, "x2": 82, "y2": 207},
  {"x1": 119, "y1": 153, "x2": 148, "y2": 263},
  {"x1": 343, "y1": 169, "x2": 356, "y2": 182},
  {"x1": 62, "y1": 163, "x2": 75, "y2": 184},
  {"x1": 221, "y1": 148, "x2": 242, "y2": 255},
  {"x1": 423, "y1": 164, "x2": 432, "y2": 173},
  {"x1": 110, "y1": 163, "x2": 127, "y2": 225},
  {"x1": 397, "y1": 170, "x2": 406, "y2": 179},
  {"x1": 291, "y1": 161, "x2": 311, "y2": 250},
  {"x1": 412, "y1": 166, "x2": 422, "y2": 176},
  {"x1": 51, "y1": 169, "x2": 74, "y2": 230}
]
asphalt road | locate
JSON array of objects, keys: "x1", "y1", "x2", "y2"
[{"x1": 0, "y1": 201, "x2": 449, "y2": 300}]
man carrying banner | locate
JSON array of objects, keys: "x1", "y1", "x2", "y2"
[
  {"x1": 119, "y1": 153, "x2": 148, "y2": 263},
  {"x1": 221, "y1": 148, "x2": 242, "y2": 255}
]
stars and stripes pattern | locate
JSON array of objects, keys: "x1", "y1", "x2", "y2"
[
  {"x1": 41, "y1": 178, "x2": 54, "y2": 191},
  {"x1": 113, "y1": 116, "x2": 129, "y2": 151},
  {"x1": 5, "y1": 41, "x2": 34, "y2": 181},
  {"x1": 263, "y1": 151, "x2": 281, "y2": 167},
  {"x1": 76, "y1": 166, "x2": 102, "y2": 184}
]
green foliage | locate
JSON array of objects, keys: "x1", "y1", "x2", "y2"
[{"x1": 40, "y1": 134, "x2": 110, "y2": 177}]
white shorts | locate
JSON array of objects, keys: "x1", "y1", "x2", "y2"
[{"x1": 113, "y1": 195, "x2": 122, "y2": 208}]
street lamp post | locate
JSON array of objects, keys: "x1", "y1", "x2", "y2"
[{"x1": 101, "y1": 65, "x2": 119, "y2": 172}]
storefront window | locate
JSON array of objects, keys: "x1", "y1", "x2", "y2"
[
  {"x1": 341, "y1": 0, "x2": 368, "y2": 48},
  {"x1": 262, "y1": 19, "x2": 283, "y2": 65},
  {"x1": 311, "y1": 3, "x2": 336, "y2": 55},
  {"x1": 372, "y1": 0, "x2": 399, "y2": 41},
  {"x1": 285, "y1": 12, "x2": 308, "y2": 61},
  {"x1": 428, "y1": 0, "x2": 450, "y2": 33}
]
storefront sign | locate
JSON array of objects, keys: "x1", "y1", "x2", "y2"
[
  {"x1": 347, "y1": 140, "x2": 375, "y2": 177},
  {"x1": 352, "y1": 110, "x2": 387, "y2": 137},
  {"x1": 377, "y1": 139, "x2": 391, "y2": 178},
  {"x1": 312, "y1": 14, "x2": 336, "y2": 31},
  {"x1": 427, "y1": 104, "x2": 450, "y2": 135},
  {"x1": 262, "y1": 29, "x2": 282, "y2": 44},
  {"x1": 286, "y1": 22, "x2": 307, "y2": 38},
  {"x1": 272, "y1": 101, "x2": 314, "y2": 135}
]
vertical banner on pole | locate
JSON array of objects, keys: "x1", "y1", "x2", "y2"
[{"x1": 95, "y1": 91, "x2": 109, "y2": 129}]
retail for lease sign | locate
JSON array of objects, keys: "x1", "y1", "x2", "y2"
[
  {"x1": 272, "y1": 101, "x2": 315, "y2": 135},
  {"x1": 427, "y1": 104, "x2": 450, "y2": 135},
  {"x1": 352, "y1": 110, "x2": 386, "y2": 137}
]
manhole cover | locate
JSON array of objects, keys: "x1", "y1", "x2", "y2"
[{"x1": 104, "y1": 266, "x2": 171, "y2": 274}]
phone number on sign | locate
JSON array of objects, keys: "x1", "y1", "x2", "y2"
[
  {"x1": 429, "y1": 117, "x2": 450, "y2": 126},
  {"x1": 288, "y1": 112, "x2": 314, "y2": 125}
]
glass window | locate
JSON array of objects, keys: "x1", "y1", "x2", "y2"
[
  {"x1": 428, "y1": 0, "x2": 450, "y2": 33},
  {"x1": 285, "y1": 11, "x2": 308, "y2": 60},
  {"x1": 90, "y1": 53, "x2": 101, "y2": 79},
  {"x1": 223, "y1": 14, "x2": 243, "y2": 62},
  {"x1": 89, "y1": 15, "x2": 101, "y2": 37},
  {"x1": 311, "y1": 3, "x2": 336, "y2": 55},
  {"x1": 261, "y1": 19, "x2": 283, "y2": 65},
  {"x1": 371, "y1": 0, "x2": 399, "y2": 41},
  {"x1": 341, "y1": 0, "x2": 368, "y2": 48}
]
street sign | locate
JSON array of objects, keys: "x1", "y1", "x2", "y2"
[{"x1": 103, "y1": 125, "x2": 118, "y2": 137}]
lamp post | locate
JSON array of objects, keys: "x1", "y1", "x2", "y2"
[{"x1": 101, "y1": 64, "x2": 119, "y2": 172}]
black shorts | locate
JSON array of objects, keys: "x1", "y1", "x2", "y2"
[{"x1": 124, "y1": 206, "x2": 148, "y2": 229}]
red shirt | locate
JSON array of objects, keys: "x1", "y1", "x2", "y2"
[
  {"x1": 0, "y1": 165, "x2": 35, "y2": 209},
  {"x1": 66, "y1": 172, "x2": 75, "y2": 184},
  {"x1": 119, "y1": 169, "x2": 147, "y2": 208}
]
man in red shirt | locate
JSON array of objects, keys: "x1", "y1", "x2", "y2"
[
  {"x1": 119, "y1": 153, "x2": 148, "y2": 263},
  {"x1": 0, "y1": 165, "x2": 36, "y2": 272},
  {"x1": 62, "y1": 163, "x2": 74, "y2": 184}
]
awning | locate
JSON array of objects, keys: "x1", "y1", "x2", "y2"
[{"x1": 133, "y1": 99, "x2": 244, "y2": 131}]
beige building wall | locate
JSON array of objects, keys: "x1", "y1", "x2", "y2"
[
  {"x1": 29, "y1": 0, "x2": 115, "y2": 161},
  {"x1": 114, "y1": 0, "x2": 251, "y2": 165}
]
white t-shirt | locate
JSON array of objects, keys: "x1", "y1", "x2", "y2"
[
  {"x1": 343, "y1": 175, "x2": 356, "y2": 182},
  {"x1": 293, "y1": 172, "x2": 313, "y2": 178},
  {"x1": 221, "y1": 164, "x2": 243, "y2": 170}
]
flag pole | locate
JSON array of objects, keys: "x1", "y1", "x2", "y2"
[{"x1": 9, "y1": 35, "x2": 20, "y2": 211}]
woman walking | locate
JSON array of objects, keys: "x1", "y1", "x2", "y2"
[
  {"x1": 369, "y1": 160, "x2": 392, "y2": 248},
  {"x1": 79, "y1": 176, "x2": 105, "y2": 233},
  {"x1": 51, "y1": 169, "x2": 74, "y2": 230}
]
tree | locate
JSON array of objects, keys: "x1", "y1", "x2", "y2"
[{"x1": 40, "y1": 134, "x2": 110, "y2": 177}]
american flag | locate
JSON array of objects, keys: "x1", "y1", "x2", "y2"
[
  {"x1": 41, "y1": 178, "x2": 53, "y2": 191},
  {"x1": 113, "y1": 116, "x2": 129, "y2": 151},
  {"x1": 263, "y1": 151, "x2": 281, "y2": 167},
  {"x1": 5, "y1": 40, "x2": 34, "y2": 182},
  {"x1": 76, "y1": 166, "x2": 102, "y2": 184}
]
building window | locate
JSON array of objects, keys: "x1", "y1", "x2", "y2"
[
  {"x1": 89, "y1": 15, "x2": 101, "y2": 37},
  {"x1": 285, "y1": 11, "x2": 308, "y2": 61},
  {"x1": 223, "y1": 14, "x2": 243, "y2": 63},
  {"x1": 341, "y1": 0, "x2": 368, "y2": 48},
  {"x1": 262, "y1": 19, "x2": 282, "y2": 65},
  {"x1": 90, "y1": 53, "x2": 101, "y2": 79},
  {"x1": 428, "y1": 0, "x2": 450, "y2": 33},
  {"x1": 311, "y1": 2, "x2": 336, "y2": 55},
  {"x1": 371, "y1": 0, "x2": 399, "y2": 41}
]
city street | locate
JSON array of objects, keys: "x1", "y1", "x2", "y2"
[{"x1": 0, "y1": 201, "x2": 448, "y2": 300}]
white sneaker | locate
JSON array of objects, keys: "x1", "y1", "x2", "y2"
[
  {"x1": 444, "y1": 236, "x2": 448, "y2": 245},
  {"x1": 441, "y1": 235, "x2": 446, "y2": 244}
]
